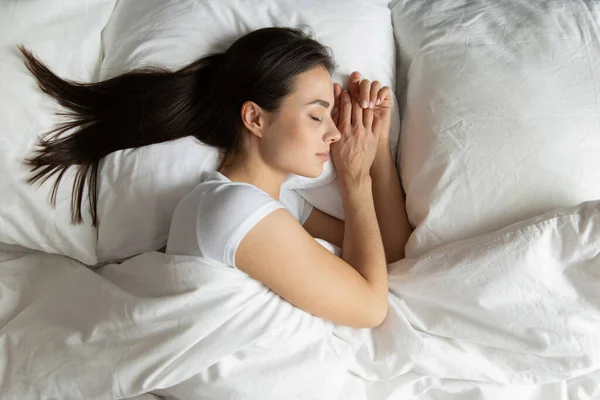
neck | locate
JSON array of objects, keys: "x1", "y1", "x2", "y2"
[{"x1": 219, "y1": 155, "x2": 287, "y2": 201}]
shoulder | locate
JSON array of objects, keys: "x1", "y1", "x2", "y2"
[
  {"x1": 200, "y1": 180, "x2": 278, "y2": 214},
  {"x1": 195, "y1": 180, "x2": 285, "y2": 266}
]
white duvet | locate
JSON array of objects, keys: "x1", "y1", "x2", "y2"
[{"x1": 1, "y1": 200, "x2": 599, "y2": 399}]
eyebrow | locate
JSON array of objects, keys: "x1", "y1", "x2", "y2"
[{"x1": 305, "y1": 99, "x2": 330, "y2": 108}]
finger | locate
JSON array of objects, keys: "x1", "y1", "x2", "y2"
[
  {"x1": 348, "y1": 71, "x2": 361, "y2": 101},
  {"x1": 339, "y1": 90, "x2": 352, "y2": 129},
  {"x1": 351, "y1": 97, "x2": 363, "y2": 127},
  {"x1": 333, "y1": 82, "x2": 342, "y2": 103},
  {"x1": 331, "y1": 83, "x2": 342, "y2": 125},
  {"x1": 363, "y1": 107, "x2": 374, "y2": 130},
  {"x1": 370, "y1": 81, "x2": 381, "y2": 108},
  {"x1": 376, "y1": 86, "x2": 392, "y2": 107},
  {"x1": 359, "y1": 79, "x2": 371, "y2": 109}
]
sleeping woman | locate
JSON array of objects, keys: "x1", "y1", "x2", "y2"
[{"x1": 19, "y1": 27, "x2": 412, "y2": 329}]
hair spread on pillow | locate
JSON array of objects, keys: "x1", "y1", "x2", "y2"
[{"x1": 18, "y1": 26, "x2": 336, "y2": 226}]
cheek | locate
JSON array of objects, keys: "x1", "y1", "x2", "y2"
[
  {"x1": 260, "y1": 113, "x2": 323, "y2": 175},
  {"x1": 272, "y1": 116, "x2": 315, "y2": 158},
  {"x1": 288, "y1": 120, "x2": 320, "y2": 162}
]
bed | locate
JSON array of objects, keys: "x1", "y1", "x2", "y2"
[{"x1": 1, "y1": 0, "x2": 599, "y2": 399}]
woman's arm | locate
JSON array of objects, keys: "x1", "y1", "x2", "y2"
[
  {"x1": 303, "y1": 141, "x2": 412, "y2": 263},
  {"x1": 370, "y1": 141, "x2": 412, "y2": 263},
  {"x1": 304, "y1": 74, "x2": 413, "y2": 262},
  {"x1": 303, "y1": 208, "x2": 344, "y2": 249}
]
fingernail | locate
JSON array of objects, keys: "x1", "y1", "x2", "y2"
[
  {"x1": 369, "y1": 101, "x2": 374, "y2": 108},
  {"x1": 361, "y1": 100, "x2": 368, "y2": 108},
  {"x1": 376, "y1": 98, "x2": 381, "y2": 105}
]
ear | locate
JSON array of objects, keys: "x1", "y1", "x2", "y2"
[{"x1": 240, "y1": 101, "x2": 268, "y2": 138}]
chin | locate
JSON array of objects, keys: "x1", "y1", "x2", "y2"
[
  {"x1": 308, "y1": 164, "x2": 324, "y2": 178},
  {"x1": 294, "y1": 165, "x2": 322, "y2": 179},
  {"x1": 287, "y1": 157, "x2": 324, "y2": 179}
]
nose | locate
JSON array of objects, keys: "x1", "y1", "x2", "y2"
[{"x1": 324, "y1": 127, "x2": 341, "y2": 144}]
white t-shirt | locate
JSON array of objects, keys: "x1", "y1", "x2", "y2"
[{"x1": 166, "y1": 170, "x2": 314, "y2": 269}]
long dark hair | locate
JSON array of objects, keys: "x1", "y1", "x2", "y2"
[{"x1": 19, "y1": 27, "x2": 335, "y2": 226}]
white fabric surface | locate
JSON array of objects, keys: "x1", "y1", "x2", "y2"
[
  {"x1": 391, "y1": 0, "x2": 600, "y2": 258},
  {"x1": 338, "y1": 369, "x2": 600, "y2": 400},
  {"x1": 94, "y1": 0, "x2": 400, "y2": 262},
  {"x1": 335, "y1": 199, "x2": 600, "y2": 384},
  {"x1": 166, "y1": 170, "x2": 313, "y2": 268},
  {"x1": 1, "y1": 200, "x2": 599, "y2": 399},
  {"x1": 0, "y1": 243, "x2": 350, "y2": 399},
  {"x1": 0, "y1": 0, "x2": 116, "y2": 264}
]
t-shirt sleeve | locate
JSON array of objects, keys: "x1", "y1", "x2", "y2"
[
  {"x1": 196, "y1": 184, "x2": 284, "y2": 269},
  {"x1": 279, "y1": 188, "x2": 314, "y2": 225}
]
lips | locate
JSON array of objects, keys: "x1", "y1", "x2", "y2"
[{"x1": 316, "y1": 152, "x2": 329, "y2": 161}]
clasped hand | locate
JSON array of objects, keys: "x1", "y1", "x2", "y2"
[{"x1": 330, "y1": 71, "x2": 392, "y2": 188}]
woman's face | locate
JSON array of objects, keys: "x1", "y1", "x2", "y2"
[{"x1": 258, "y1": 66, "x2": 341, "y2": 178}]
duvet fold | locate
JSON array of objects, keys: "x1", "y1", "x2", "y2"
[{"x1": 0, "y1": 200, "x2": 599, "y2": 399}]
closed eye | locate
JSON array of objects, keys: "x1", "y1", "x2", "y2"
[{"x1": 311, "y1": 116, "x2": 323, "y2": 122}]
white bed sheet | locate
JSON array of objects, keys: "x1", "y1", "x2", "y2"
[
  {"x1": 126, "y1": 369, "x2": 600, "y2": 400},
  {"x1": 0, "y1": 200, "x2": 599, "y2": 399},
  {"x1": 338, "y1": 369, "x2": 600, "y2": 400}
]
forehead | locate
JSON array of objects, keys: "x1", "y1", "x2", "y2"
[{"x1": 287, "y1": 66, "x2": 334, "y2": 104}]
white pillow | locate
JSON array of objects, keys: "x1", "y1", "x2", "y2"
[
  {"x1": 0, "y1": 0, "x2": 116, "y2": 265},
  {"x1": 391, "y1": 0, "x2": 600, "y2": 258},
  {"x1": 96, "y1": 0, "x2": 400, "y2": 262}
]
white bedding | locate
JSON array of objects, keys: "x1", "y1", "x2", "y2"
[
  {"x1": 0, "y1": 0, "x2": 116, "y2": 264},
  {"x1": 392, "y1": 0, "x2": 600, "y2": 258},
  {"x1": 339, "y1": 369, "x2": 600, "y2": 400},
  {"x1": 1, "y1": 200, "x2": 598, "y2": 399},
  {"x1": 2, "y1": 1, "x2": 600, "y2": 398}
]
